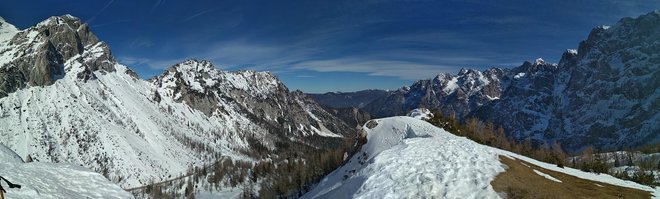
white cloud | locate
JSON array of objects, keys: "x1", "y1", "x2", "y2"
[
  {"x1": 118, "y1": 56, "x2": 187, "y2": 70},
  {"x1": 292, "y1": 57, "x2": 456, "y2": 80}
]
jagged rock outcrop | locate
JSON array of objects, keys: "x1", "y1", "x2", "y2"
[{"x1": 0, "y1": 15, "x2": 118, "y2": 97}]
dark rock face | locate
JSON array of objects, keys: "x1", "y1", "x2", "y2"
[
  {"x1": 546, "y1": 12, "x2": 660, "y2": 150},
  {"x1": 470, "y1": 59, "x2": 559, "y2": 142},
  {"x1": 0, "y1": 15, "x2": 115, "y2": 97},
  {"x1": 309, "y1": 90, "x2": 391, "y2": 109},
  {"x1": 480, "y1": 12, "x2": 660, "y2": 150}
]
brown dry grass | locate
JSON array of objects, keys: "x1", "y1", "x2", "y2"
[{"x1": 491, "y1": 155, "x2": 652, "y2": 199}]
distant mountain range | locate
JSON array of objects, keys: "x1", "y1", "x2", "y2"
[
  {"x1": 313, "y1": 11, "x2": 660, "y2": 151},
  {"x1": 0, "y1": 15, "x2": 354, "y2": 189},
  {"x1": 309, "y1": 89, "x2": 391, "y2": 109}
]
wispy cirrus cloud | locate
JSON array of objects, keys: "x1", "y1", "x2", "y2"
[
  {"x1": 128, "y1": 38, "x2": 154, "y2": 49},
  {"x1": 119, "y1": 56, "x2": 186, "y2": 70},
  {"x1": 86, "y1": 0, "x2": 114, "y2": 24},
  {"x1": 90, "y1": 19, "x2": 130, "y2": 28},
  {"x1": 292, "y1": 58, "x2": 454, "y2": 80},
  {"x1": 459, "y1": 16, "x2": 536, "y2": 25},
  {"x1": 183, "y1": 9, "x2": 214, "y2": 22},
  {"x1": 150, "y1": 0, "x2": 163, "y2": 14}
]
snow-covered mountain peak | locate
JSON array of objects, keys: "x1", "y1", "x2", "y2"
[
  {"x1": 559, "y1": 49, "x2": 579, "y2": 67},
  {"x1": 36, "y1": 14, "x2": 81, "y2": 27},
  {"x1": 432, "y1": 72, "x2": 452, "y2": 81},
  {"x1": 565, "y1": 49, "x2": 578, "y2": 56},
  {"x1": 219, "y1": 69, "x2": 281, "y2": 94},
  {"x1": 152, "y1": 59, "x2": 283, "y2": 98},
  {"x1": 153, "y1": 59, "x2": 220, "y2": 93},
  {"x1": 534, "y1": 58, "x2": 545, "y2": 65},
  {"x1": 457, "y1": 67, "x2": 478, "y2": 76},
  {"x1": 0, "y1": 17, "x2": 18, "y2": 44},
  {"x1": 0, "y1": 15, "x2": 114, "y2": 97},
  {"x1": 32, "y1": 14, "x2": 96, "y2": 40},
  {"x1": 169, "y1": 59, "x2": 216, "y2": 73}
]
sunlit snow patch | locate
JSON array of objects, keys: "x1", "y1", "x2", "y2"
[
  {"x1": 0, "y1": 144, "x2": 132, "y2": 199},
  {"x1": 532, "y1": 169, "x2": 562, "y2": 183},
  {"x1": 407, "y1": 108, "x2": 432, "y2": 120}
]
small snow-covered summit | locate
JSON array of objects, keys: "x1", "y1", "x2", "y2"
[{"x1": 0, "y1": 17, "x2": 18, "y2": 44}]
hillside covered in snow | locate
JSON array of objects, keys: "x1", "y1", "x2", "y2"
[
  {"x1": 303, "y1": 112, "x2": 659, "y2": 199},
  {"x1": 0, "y1": 143, "x2": 132, "y2": 199}
]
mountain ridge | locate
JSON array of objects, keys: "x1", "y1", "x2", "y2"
[{"x1": 0, "y1": 14, "x2": 356, "y2": 190}]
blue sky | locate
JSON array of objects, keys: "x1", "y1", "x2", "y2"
[{"x1": 0, "y1": 0, "x2": 658, "y2": 93}]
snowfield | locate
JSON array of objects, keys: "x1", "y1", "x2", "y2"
[
  {"x1": 303, "y1": 110, "x2": 660, "y2": 199},
  {"x1": 0, "y1": 144, "x2": 132, "y2": 199}
]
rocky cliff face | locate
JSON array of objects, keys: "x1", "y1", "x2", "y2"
[
  {"x1": 0, "y1": 15, "x2": 117, "y2": 97},
  {"x1": 548, "y1": 11, "x2": 660, "y2": 149},
  {"x1": 470, "y1": 59, "x2": 559, "y2": 141},
  {"x1": 477, "y1": 12, "x2": 660, "y2": 150},
  {"x1": 0, "y1": 15, "x2": 354, "y2": 189},
  {"x1": 360, "y1": 11, "x2": 660, "y2": 151}
]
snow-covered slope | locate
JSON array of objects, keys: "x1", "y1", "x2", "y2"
[
  {"x1": 0, "y1": 143, "x2": 132, "y2": 199},
  {"x1": 303, "y1": 112, "x2": 659, "y2": 198},
  {"x1": 0, "y1": 15, "x2": 353, "y2": 190}
]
